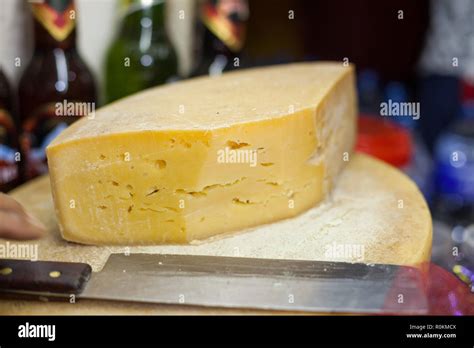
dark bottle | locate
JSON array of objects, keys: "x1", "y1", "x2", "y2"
[
  {"x1": 18, "y1": 0, "x2": 97, "y2": 180},
  {"x1": 104, "y1": 0, "x2": 178, "y2": 104},
  {"x1": 192, "y1": 0, "x2": 249, "y2": 76},
  {"x1": 0, "y1": 69, "x2": 20, "y2": 192}
]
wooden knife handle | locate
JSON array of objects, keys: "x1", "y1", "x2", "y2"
[{"x1": 0, "y1": 259, "x2": 92, "y2": 295}]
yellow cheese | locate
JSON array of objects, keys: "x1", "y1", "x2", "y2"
[{"x1": 46, "y1": 62, "x2": 357, "y2": 245}]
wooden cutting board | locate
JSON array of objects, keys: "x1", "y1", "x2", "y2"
[{"x1": 0, "y1": 153, "x2": 432, "y2": 314}]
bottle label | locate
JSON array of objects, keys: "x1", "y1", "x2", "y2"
[
  {"x1": 201, "y1": 0, "x2": 249, "y2": 53},
  {"x1": 0, "y1": 108, "x2": 19, "y2": 187},
  {"x1": 31, "y1": 0, "x2": 76, "y2": 42},
  {"x1": 21, "y1": 102, "x2": 86, "y2": 178}
]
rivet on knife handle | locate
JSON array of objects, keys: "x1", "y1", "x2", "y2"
[{"x1": 0, "y1": 259, "x2": 92, "y2": 294}]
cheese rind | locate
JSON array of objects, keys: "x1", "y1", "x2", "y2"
[{"x1": 47, "y1": 62, "x2": 357, "y2": 245}]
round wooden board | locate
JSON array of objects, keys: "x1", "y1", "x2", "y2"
[{"x1": 0, "y1": 153, "x2": 432, "y2": 314}]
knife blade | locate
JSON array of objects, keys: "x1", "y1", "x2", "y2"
[{"x1": 0, "y1": 254, "x2": 428, "y2": 314}]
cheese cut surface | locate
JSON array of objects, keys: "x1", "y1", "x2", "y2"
[{"x1": 46, "y1": 62, "x2": 357, "y2": 245}]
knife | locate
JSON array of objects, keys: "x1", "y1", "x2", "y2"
[{"x1": 0, "y1": 254, "x2": 428, "y2": 314}]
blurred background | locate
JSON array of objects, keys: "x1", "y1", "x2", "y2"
[{"x1": 0, "y1": 0, "x2": 473, "y2": 285}]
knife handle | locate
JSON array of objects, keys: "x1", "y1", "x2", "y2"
[{"x1": 0, "y1": 259, "x2": 91, "y2": 295}]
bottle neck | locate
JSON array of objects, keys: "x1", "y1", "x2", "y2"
[
  {"x1": 34, "y1": 21, "x2": 77, "y2": 51},
  {"x1": 31, "y1": 0, "x2": 77, "y2": 51},
  {"x1": 120, "y1": 0, "x2": 167, "y2": 41},
  {"x1": 198, "y1": 0, "x2": 248, "y2": 61},
  {"x1": 202, "y1": 28, "x2": 235, "y2": 58}
]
